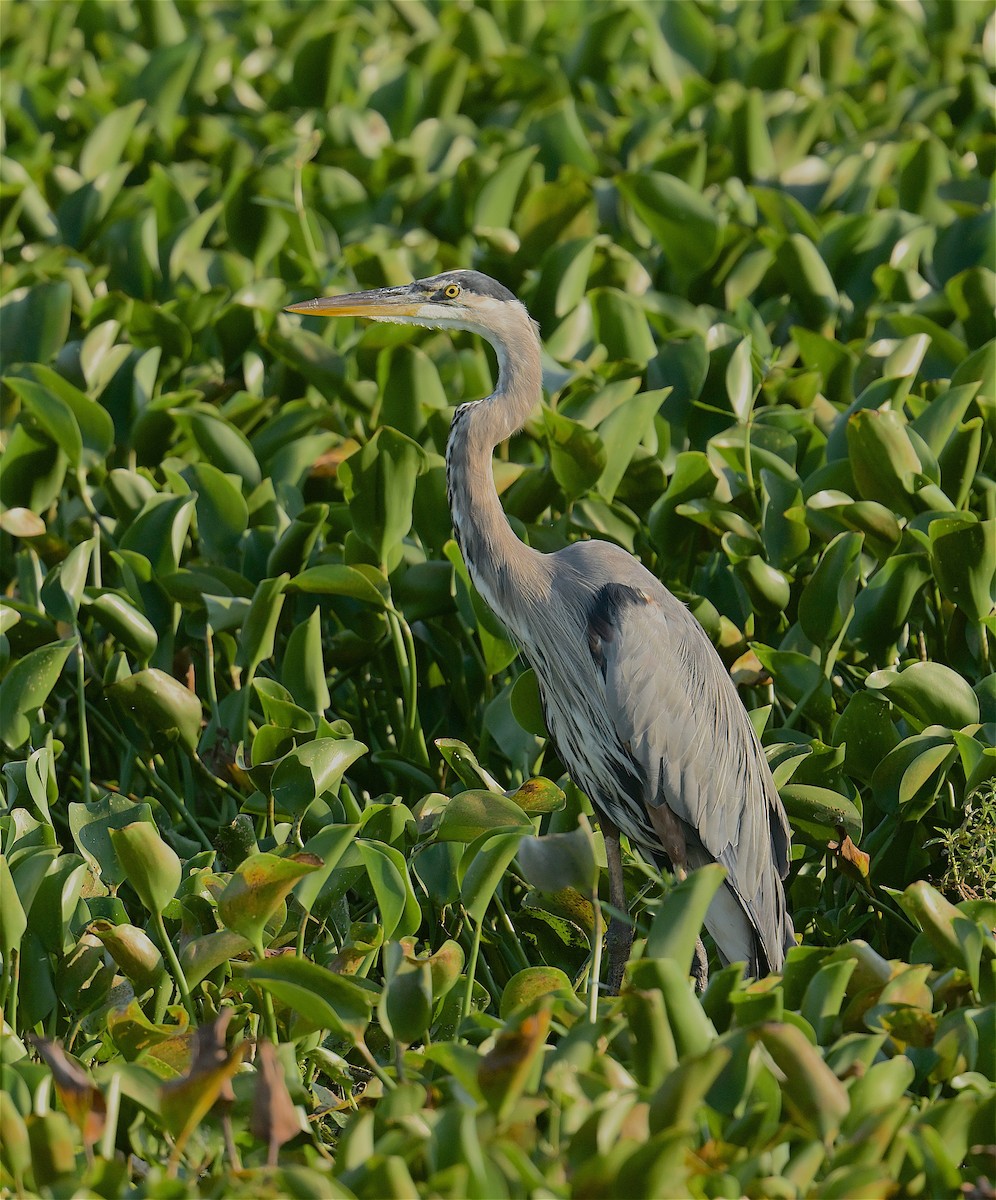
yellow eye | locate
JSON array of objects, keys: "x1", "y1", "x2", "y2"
[{"x1": 444, "y1": 283, "x2": 461, "y2": 299}]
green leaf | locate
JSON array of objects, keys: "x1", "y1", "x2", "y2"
[
  {"x1": 436, "y1": 790, "x2": 532, "y2": 843},
  {"x1": 357, "y1": 840, "x2": 420, "y2": 941},
  {"x1": 189, "y1": 462, "x2": 248, "y2": 558},
  {"x1": 340, "y1": 427, "x2": 427, "y2": 564},
  {"x1": 119, "y1": 494, "x2": 196, "y2": 576},
  {"x1": 0, "y1": 281, "x2": 73, "y2": 371},
  {"x1": 797, "y1": 531, "x2": 863, "y2": 648},
  {"x1": 930, "y1": 519, "x2": 995, "y2": 624},
  {"x1": 780, "y1": 784, "x2": 862, "y2": 843},
  {"x1": 542, "y1": 407, "x2": 606, "y2": 500},
  {"x1": 644, "y1": 864, "x2": 727, "y2": 974},
  {"x1": 0, "y1": 855, "x2": 27, "y2": 960},
  {"x1": 186, "y1": 411, "x2": 262, "y2": 489},
  {"x1": 109, "y1": 822, "x2": 182, "y2": 916},
  {"x1": 105, "y1": 667, "x2": 203, "y2": 754},
  {"x1": 282, "y1": 608, "x2": 331, "y2": 713},
  {"x1": 236, "y1": 575, "x2": 288, "y2": 677},
  {"x1": 618, "y1": 172, "x2": 720, "y2": 277},
  {"x1": 518, "y1": 819, "x2": 598, "y2": 897},
  {"x1": 460, "y1": 830, "x2": 525, "y2": 925},
  {"x1": 270, "y1": 738, "x2": 367, "y2": 818},
  {"x1": 288, "y1": 563, "x2": 387, "y2": 607},
  {"x1": 218, "y1": 852, "x2": 322, "y2": 948},
  {"x1": 866, "y1": 662, "x2": 980, "y2": 730},
  {"x1": 0, "y1": 638, "x2": 75, "y2": 749},
  {"x1": 242, "y1": 954, "x2": 373, "y2": 1040}
]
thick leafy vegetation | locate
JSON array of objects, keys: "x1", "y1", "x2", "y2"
[{"x1": 1, "y1": 1, "x2": 994, "y2": 1196}]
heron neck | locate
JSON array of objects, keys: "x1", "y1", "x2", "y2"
[{"x1": 445, "y1": 319, "x2": 547, "y2": 630}]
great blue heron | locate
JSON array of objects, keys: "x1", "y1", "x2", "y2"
[{"x1": 287, "y1": 270, "x2": 794, "y2": 988}]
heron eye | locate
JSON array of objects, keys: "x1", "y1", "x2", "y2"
[{"x1": 443, "y1": 283, "x2": 461, "y2": 299}]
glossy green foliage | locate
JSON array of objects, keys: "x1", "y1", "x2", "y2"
[{"x1": 0, "y1": 0, "x2": 993, "y2": 1195}]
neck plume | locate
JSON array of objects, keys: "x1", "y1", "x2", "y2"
[{"x1": 444, "y1": 301, "x2": 548, "y2": 635}]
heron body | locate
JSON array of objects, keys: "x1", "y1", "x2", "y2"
[{"x1": 287, "y1": 270, "x2": 795, "y2": 980}]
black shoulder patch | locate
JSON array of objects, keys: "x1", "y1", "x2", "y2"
[{"x1": 586, "y1": 583, "x2": 646, "y2": 676}]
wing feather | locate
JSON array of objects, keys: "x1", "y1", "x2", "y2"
[{"x1": 593, "y1": 587, "x2": 792, "y2": 971}]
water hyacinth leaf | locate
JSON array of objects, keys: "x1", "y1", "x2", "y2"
[
  {"x1": 436, "y1": 790, "x2": 533, "y2": 843},
  {"x1": 627, "y1": 957, "x2": 716, "y2": 1057},
  {"x1": 589, "y1": 289, "x2": 658, "y2": 364},
  {"x1": 780, "y1": 784, "x2": 862, "y2": 843},
  {"x1": 509, "y1": 667, "x2": 549, "y2": 738},
  {"x1": 848, "y1": 553, "x2": 932, "y2": 653},
  {"x1": 509, "y1": 776, "x2": 566, "y2": 815},
  {"x1": 778, "y1": 234, "x2": 840, "y2": 330},
  {"x1": 518, "y1": 819, "x2": 598, "y2": 897},
  {"x1": 68, "y1": 795, "x2": 155, "y2": 885},
  {"x1": 186, "y1": 412, "x2": 262, "y2": 489},
  {"x1": 266, "y1": 502, "x2": 329, "y2": 577},
  {"x1": 236, "y1": 575, "x2": 288, "y2": 677},
  {"x1": 252, "y1": 678, "x2": 314, "y2": 732},
  {"x1": 109, "y1": 822, "x2": 182, "y2": 916},
  {"x1": 847, "y1": 410, "x2": 923, "y2": 516},
  {"x1": 105, "y1": 668, "x2": 202, "y2": 754},
  {"x1": 6, "y1": 376, "x2": 83, "y2": 466},
  {"x1": 217, "y1": 851, "x2": 322, "y2": 948},
  {"x1": 282, "y1": 608, "x2": 331, "y2": 713},
  {"x1": 188, "y1": 462, "x2": 248, "y2": 558},
  {"x1": 831, "y1": 691, "x2": 901, "y2": 784},
  {"x1": 91, "y1": 920, "x2": 165, "y2": 991},
  {"x1": 930, "y1": 519, "x2": 995, "y2": 624},
  {"x1": 757, "y1": 1021, "x2": 849, "y2": 1141},
  {"x1": 84, "y1": 592, "x2": 158, "y2": 662},
  {"x1": 477, "y1": 1006, "x2": 552, "y2": 1122},
  {"x1": 119, "y1": 494, "x2": 196, "y2": 576},
  {"x1": 292, "y1": 825, "x2": 362, "y2": 907},
  {"x1": 871, "y1": 734, "x2": 957, "y2": 815},
  {"x1": 543, "y1": 407, "x2": 606, "y2": 500},
  {"x1": 725, "y1": 336, "x2": 754, "y2": 421},
  {"x1": 339, "y1": 426, "x2": 427, "y2": 564},
  {"x1": 473, "y1": 145, "x2": 537, "y2": 231},
  {"x1": 382, "y1": 954, "x2": 434, "y2": 1046},
  {"x1": 40, "y1": 538, "x2": 96, "y2": 624},
  {"x1": 500, "y1": 966, "x2": 575, "y2": 1018},
  {"x1": 270, "y1": 738, "x2": 367, "y2": 818},
  {"x1": 357, "y1": 840, "x2": 420, "y2": 941},
  {"x1": 797, "y1": 531, "x2": 863, "y2": 647},
  {"x1": 179, "y1": 929, "x2": 253, "y2": 989},
  {"x1": 596, "y1": 387, "x2": 667, "y2": 501},
  {"x1": 461, "y1": 830, "x2": 526, "y2": 925},
  {"x1": 0, "y1": 280, "x2": 73, "y2": 371},
  {"x1": 618, "y1": 172, "x2": 720, "y2": 276},
  {"x1": 0, "y1": 638, "x2": 75, "y2": 749},
  {"x1": 243, "y1": 956, "x2": 374, "y2": 1040},
  {"x1": 644, "y1": 864, "x2": 727, "y2": 973},
  {"x1": 648, "y1": 1043, "x2": 732, "y2": 1133},
  {"x1": 289, "y1": 562, "x2": 388, "y2": 607},
  {"x1": 866, "y1": 662, "x2": 980, "y2": 730},
  {"x1": 0, "y1": 855, "x2": 27, "y2": 960}
]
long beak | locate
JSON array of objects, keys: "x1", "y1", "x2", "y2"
[{"x1": 284, "y1": 284, "x2": 420, "y2": 319}]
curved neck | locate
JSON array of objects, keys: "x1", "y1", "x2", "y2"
[{"x1": 445, "y1": 303, "x2": 548, "y2": 632}]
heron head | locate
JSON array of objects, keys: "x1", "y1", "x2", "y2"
[{"x1": 285, "y1": 270, "x2": 520, "y2": 337}]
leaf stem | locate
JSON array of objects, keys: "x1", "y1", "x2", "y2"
[
  {"x1": 461, "y1": 918, "x2": 483, "y2": 1024},
  {"x1": 75, "y1": 629, "x2": 93, "y2": 802},
  {"x1": 589, "y1": 895, "x2": 604, "y2": 1024},
  {"x1": 154, "y1": 911, "x2": 196, "y2": 1021}
]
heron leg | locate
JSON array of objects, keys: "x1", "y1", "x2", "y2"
[
  {"x1": 691, "y1": 937, "x2": 709, "y2": 993},
  {"x1": 601, "y1": 821, "x2": 632, "y2": 994}
]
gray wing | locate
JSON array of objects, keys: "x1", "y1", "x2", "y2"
[{"x1": 589, "y1": 582, "x2": 793, "y2": 973}]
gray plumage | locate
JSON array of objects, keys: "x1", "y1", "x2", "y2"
[{"x1": 286, "y1": 270, "x2": 795, "y2": 978}]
